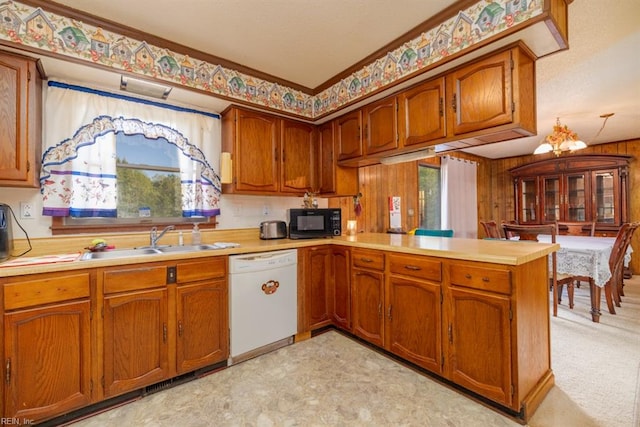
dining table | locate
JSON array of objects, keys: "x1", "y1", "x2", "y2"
[{"x1": 536, "y1": 234, "x2": 632, "y2": 322}]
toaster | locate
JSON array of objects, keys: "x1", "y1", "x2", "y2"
[{"x1": 259, "y1": 220, "x2": 287, "y2": 240}]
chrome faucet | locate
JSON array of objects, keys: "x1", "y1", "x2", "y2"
[{"x1": 150, "y1": 225, "x2": 175, "y2": 248}]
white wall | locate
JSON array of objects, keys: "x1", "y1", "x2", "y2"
[{"x1": 1, "y1": 188, "x2": 327, "y2": 239}]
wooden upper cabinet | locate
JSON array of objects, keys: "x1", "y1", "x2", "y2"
[
  {"x1": 222, "y1": 107, "x2": 279, "y2": 193},
  {"x1": 281, "y1": 119, "x2": 315, "y2": 193},
  {"x1": 336, "y1": 110, "x2": 363, "y2": 161},
  {"x1": 364, "y1": 96, "x2": 398, "y2": 155},
  {"x1": 317, "y1": 121, "x2": 358, "y2": 197},
  {"x1": 398, "y1": 77, "x2": 446, "y2": 147},
  {"x1": 221, "y1": 106, "x2": 316, "y2": 195},
  {"x1": 447, "y1": 49, "x2": 513, "y2": 135},
  {"x1": 317, "y1": 121, "x2": 336, "y2": 194},
  {"x1": 0, "y1": 51, "x2": 42, "y2": 187}
]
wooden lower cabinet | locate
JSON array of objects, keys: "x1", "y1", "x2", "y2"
[
  {"x1": 175, "y1": 258, "x2": 228, "y2": 374},
  {"x1": 386, "y1": 253, "x2": 443, "y2": 374},
  {"x1": 331, "y1": 246, "x2": 351, "y2": 330},
  {"x1": 1, "y1": 270, "x2": 93, "y2": 422},
  {"x1": 351, "y1": 249, "x2": 385, "y2": 347},
  {"x1": 101, "y1": 257, "x2": 229, "y2": 398},
  {"x1": 301, "y1": 247, "x2": 333, "y2": 331},
  {"x1": 446, "y1": 286, "x2": 512, "y2": 405},
  {"x1": 101, "y1": 263, "x2": 170, "y2": 398}
]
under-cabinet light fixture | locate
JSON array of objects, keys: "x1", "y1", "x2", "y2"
[
  {"x1": 379, "y1": 147, "x2": 437, "y2": 165},
  {"x1": 120, "y1": 75, "x2": 172, "y2": 99}
]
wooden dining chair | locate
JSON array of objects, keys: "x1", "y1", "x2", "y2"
[
  {"x1": 611, "y1": 222, "x2": 639, "y2": 304},
  {"x1": 480, "y1": 220, "x2": 501, "y2": 239},
  {"x1": 500, "y1": 220, "x2": 518, "y2": 239},
  {"x1": 501, "y1": 223, "x2": 572, "y2": 316},
  {"x1": 556, "y1": 221, "x2": 596, "y2": 236},
  {"x1": 562, "y1": 222, "x2": 636, "y2": 315}
]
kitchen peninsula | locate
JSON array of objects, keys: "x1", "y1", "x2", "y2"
[{"x1": 0, "y1": 231, "x2": 557, "y2": 424}]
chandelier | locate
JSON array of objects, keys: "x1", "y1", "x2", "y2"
[{"x1": 533, "y1": 118, "x2": 587, "y2": 156}]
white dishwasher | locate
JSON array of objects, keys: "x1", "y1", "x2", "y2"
[{"x1": 228, "y1": 249, "x2": 297, "y2": 364}]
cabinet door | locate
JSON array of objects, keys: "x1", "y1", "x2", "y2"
[
  {"x1": 176, "y1": 280, "x2": 228, "y2": 374},
  {"x1": 336, "y1": 110, "x2": 363, "y2": 161},
  {"x1": 281, "y1": 119, "x2": 315, "y2": 193},
  {"x1": 448, "y1": 49, "x2": 513, "y2": 136},
  {"x1": 446, "y1": 286, "x2": 512, "y2": 407},
  {"x1": 351, "y1": 268, "x2": 384, "y2": 347},
  {"x1": 542, "y1": 175, "x2": 562, "y2": 223},
  {"x1": 103, "y1": 288, "x2": 170, "y2": 397},
  {"x1": 592, "y1": 169, "x2": 619, "y2": 225},
  {"x1": 564, "y1": 172, "x2": 589, "y2": 222},
  {"x1": 4, "y1": 300, "x2": 92, "y2": 421},
  {"x1": 304, "y1": 247, "x2": 332, "y2": 330},
  {"x1": 364, "y1": 96, "x2": 398, "y2": 155},
  {"x1": 398, "y1": 77, "x2": 446, "y2": 147},
  {"x1": 386, "y1": 276, "x2": 442, "y2": 374},
  {"x1": 516, "y1": 177, "x2": 539, "y2": 224},
  {"x1": 0, "y1": 52, "x2": 41, "y2": 187},
  {"x1": 317, "y1": 122, "x2": 336, "y2": 194},
  {"x1": 235, "y1": 109, "x2": 279, "y2": 192},
  {"x1": 331, "y1": 246, "x2": 351, "y2": 330}
]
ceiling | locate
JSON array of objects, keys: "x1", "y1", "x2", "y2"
[{"x1": 32, "y1": 0, "x2": 640, "y2": 159}]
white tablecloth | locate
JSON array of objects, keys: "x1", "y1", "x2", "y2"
[{"x1": 536, "y1": 235, "x2": 632, "y2": 287}]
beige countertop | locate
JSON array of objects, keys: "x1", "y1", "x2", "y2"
[{"x1": 0, "y1": 231, "x2": 558, "y2": 278}]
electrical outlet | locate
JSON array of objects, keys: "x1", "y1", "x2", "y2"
[
  {"x1": 20, "y1": 202, "x2": 33, "y2": 219},
  {"x1": 262, "y1": 205, "x2": 270, "y2": 216}
]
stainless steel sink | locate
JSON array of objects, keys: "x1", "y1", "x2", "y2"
[
  {"x1": 156, "y1": 244, "x2": 222, "y2": 253},
  {"x1": 80, "y1": 243, "x2": 231, "y2": 260},
  {"x1": 80, "y1": 247, "x2": 162, "y2": 260}
]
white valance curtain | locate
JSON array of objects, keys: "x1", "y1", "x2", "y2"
[
  {"x1": 40, "y1": 82, "x2": 222, "y2": 217},
  {"x1": 441, "y1": 155, "x2": 478, "y2": 239}
]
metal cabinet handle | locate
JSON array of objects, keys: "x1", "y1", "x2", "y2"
[
  {"x1": 163, "y1": 323, "x2": 167, "y2": 343},
  {"x1": 482, "y1": 277, "x2": 490, "y2": 282},
  {"x1": 360, "y1": 257, "x2": 374, "y2": 263},
  {"x1": 404, "y1": 265, "x2": 421, "y2": 271},
  {"x1": 465, "y1": 273, "x2": 472, "y2": 279},
  {"x1": 388, "y1": 305, "x2": 392, "y2": 320},
  {"x1": 5, "y1": 358, "x2": 10, "y2": 384},
  {"x1": 178, "y1": 321, "x2": 183, "y2": 337},
  {"x1": 378, "y1": 302, "x2": 382, "y2": 318}
]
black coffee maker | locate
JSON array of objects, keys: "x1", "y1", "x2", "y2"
[{"x1": 0, "y1": 204, "x2": 13, "y2": 261}]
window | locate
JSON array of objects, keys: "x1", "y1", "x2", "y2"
[
  {"x1": 116, "y1": 133, "x2": 182, "y2": 219},
  {"x1": 44, "y1": 82, "x2": 222, "y2": 235},
  {"x1": 418, "y1": 164, "x2": 441, "y2": 229}
]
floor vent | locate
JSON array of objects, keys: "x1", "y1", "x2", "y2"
[{"x1": 143, "y1": 372, "x2": 196, "y2": 396}]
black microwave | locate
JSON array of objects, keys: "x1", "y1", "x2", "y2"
[{"x1": 288, "y1": 208, "x2": 341, "y2": 239}]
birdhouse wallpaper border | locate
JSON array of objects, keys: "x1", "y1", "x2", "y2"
[{"x1": 0, "y1": 0, "x2": 542, "y2": 118}]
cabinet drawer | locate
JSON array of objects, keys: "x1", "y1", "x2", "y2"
[
  {"x1": 352, "y1": 249, "x2": 385, "y2": 271},
  {"x1": 449, "y1": 264, "x2": 511, "y2": 294},
  {"x1": 103, "y1": 264, "x2": 167, "y2": 294},
  {"x1": 177, "y1": 257, "x2": 227, "y2": 283},
  {"x1": 4, "y1": 272, "x2": 91, "y2": 310},
  {"x1": 389, "y1": 253, "x2": 441, "y2": 282}
]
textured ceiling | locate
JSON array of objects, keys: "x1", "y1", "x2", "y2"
[{"x1": 31, "y1": 0, "x2": 640, "y2": 158}]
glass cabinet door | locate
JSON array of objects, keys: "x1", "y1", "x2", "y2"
[
  {"x1": 593, "y1": 170, "x2": 618, "y2": 224},
  {"x1": 518, "y1": 177, "x2": 538, "y2": 223},
  {"x1": 565, "y1": 173, "x2": 588, "y2": 221},
  {"x1": 542, "y1": 176, "x2": 561, "y2": 222}
]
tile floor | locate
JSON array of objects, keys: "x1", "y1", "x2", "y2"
[{"x1": 69, "y1": 331, "x2": 524, "y2": 426}]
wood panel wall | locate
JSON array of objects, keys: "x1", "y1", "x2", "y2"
[{"x1": 329, "y1": 138, "x2": 640, "y2": 272}]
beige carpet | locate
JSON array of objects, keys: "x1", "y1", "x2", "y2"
[{"x1": 529, "y1": 278, "x2": 640, "y2": 427}]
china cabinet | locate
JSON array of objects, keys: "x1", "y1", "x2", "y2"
[{"x1": 510, "y1": 154, "x2": 631, "y2": 235}]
